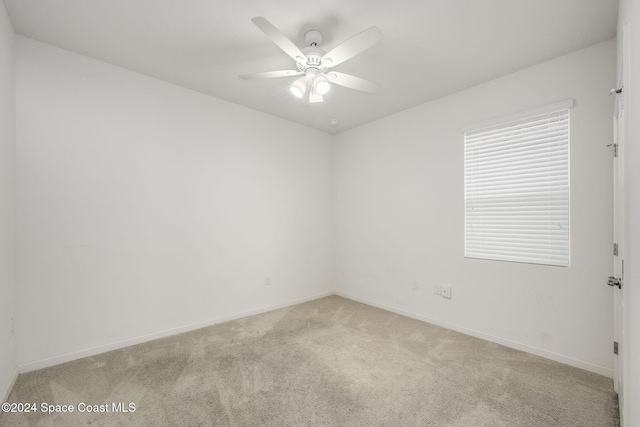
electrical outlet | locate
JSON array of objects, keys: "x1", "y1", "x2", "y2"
[
  {"x1": 434, "y1": 285, "x2": 442, "y2": 296},
  {"x1": 264, "y1": 276, "x2": 271, "y2": 286},
  {"x1": 442, "y1": 286, "x2": 452, "y2": 299},
  {"x1": 412, "y1": 280, "x2": 419, "y2": 290}
]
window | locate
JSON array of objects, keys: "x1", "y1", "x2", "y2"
[{"x1": 463, "y1": 100, "x2": 572, "y2": 267}]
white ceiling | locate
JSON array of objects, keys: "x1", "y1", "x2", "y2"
[{"x1": 3, "y1": 0, "x2": 618, "y2": 134}]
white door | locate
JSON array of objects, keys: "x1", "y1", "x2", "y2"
[
  {"x1": 612, "y1": 86, "x2": 624, "y2": 397},
  {"x1": 611, "y1": 23, "x2": 629, "y2": 425}
]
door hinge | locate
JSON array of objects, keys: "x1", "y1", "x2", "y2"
[
  {"x1": 614, "y1": 243, "x2": 618, "y2": 256},
  {"x1": 613, "y1": 143, "x2": 618, "y2": 157},
  {"x1": 614, "y1": 341, "x2": 619, "y2": 355}
]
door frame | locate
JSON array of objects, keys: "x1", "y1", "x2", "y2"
[{"x1": 613, "y1": 22, "x2": 630, "y2": 426}]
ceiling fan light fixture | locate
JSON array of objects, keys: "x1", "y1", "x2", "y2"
[
  {"x1": 313, "y1": 75, "x2": 330, "y2": 95},
  {"x1": 242, "y1": 18, "x2": 383, "y2": 103},
  {"x1": 290, "y1": 76, "x2": 307, "y2": 98}
]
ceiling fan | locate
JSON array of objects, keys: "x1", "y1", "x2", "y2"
[{"x1": 240, "y1": 17, "x2": 383, "y2": 103}]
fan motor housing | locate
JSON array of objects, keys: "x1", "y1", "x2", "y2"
[{"x1": 299, "y1": 45, "x2": 326, "y2": 70}]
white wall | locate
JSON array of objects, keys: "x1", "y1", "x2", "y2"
[
  {"x1": 617, "y1": 2, "x2": 639, "y2": 426},
  {"x1": 15, "y1": 36, "x2": 334, "y2": 369},
  {"x1": 0, "y1": 2, "x2": 16, "y2": 402},
  {"x1": 335, "y1": 40, "x2": 616, "y2": 376}
]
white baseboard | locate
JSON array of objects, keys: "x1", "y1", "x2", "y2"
[
  {"x1": 335, "y1": 291, "x2": 613, "y2": 378},
  {"x1": 18, "y1": 292, "x2": 333, "y2": 374},
  {"x1": 17, "y1": 290, "x2": 613, "y2": 379},
  {"x1": 1, "y1": 367, "x2": 18, "y2": 403}
]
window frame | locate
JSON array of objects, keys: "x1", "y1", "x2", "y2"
[{"x1": 462, "y1": 100, "x2": 573, "y2": 267}]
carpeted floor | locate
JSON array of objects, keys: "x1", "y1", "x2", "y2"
[{"x1": 1, "y1": 295, "x2": 619, "y2": 426}]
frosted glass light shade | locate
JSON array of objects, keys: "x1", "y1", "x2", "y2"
[
  {"x1": 314, "y1": 75, "x2": 330, "y2": 95},
  {"x1": 290, "y1": 77, "x2": 307, "y2": 98}
]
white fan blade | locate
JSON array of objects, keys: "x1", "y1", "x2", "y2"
[
  {"x1": 321, "y1": 26, "x2": 382, "y2": 68},
  {"x1": 327, "y1": 72, "x2": 379, "y2": 93},
  {"x1": 240, "y1": 70, "x2": 303, "y2": 79},
  {"x1": 252, "y1": 17, "x2": 307, "y2": 64}
]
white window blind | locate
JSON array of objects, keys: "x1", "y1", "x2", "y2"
[{"x1": 464, "y1": 103, "x2": 571, "y2": 267}]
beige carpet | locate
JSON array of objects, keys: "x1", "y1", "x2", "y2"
[{"x1": 1, "y1": 295, "x2": 619, "y2": 426}]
